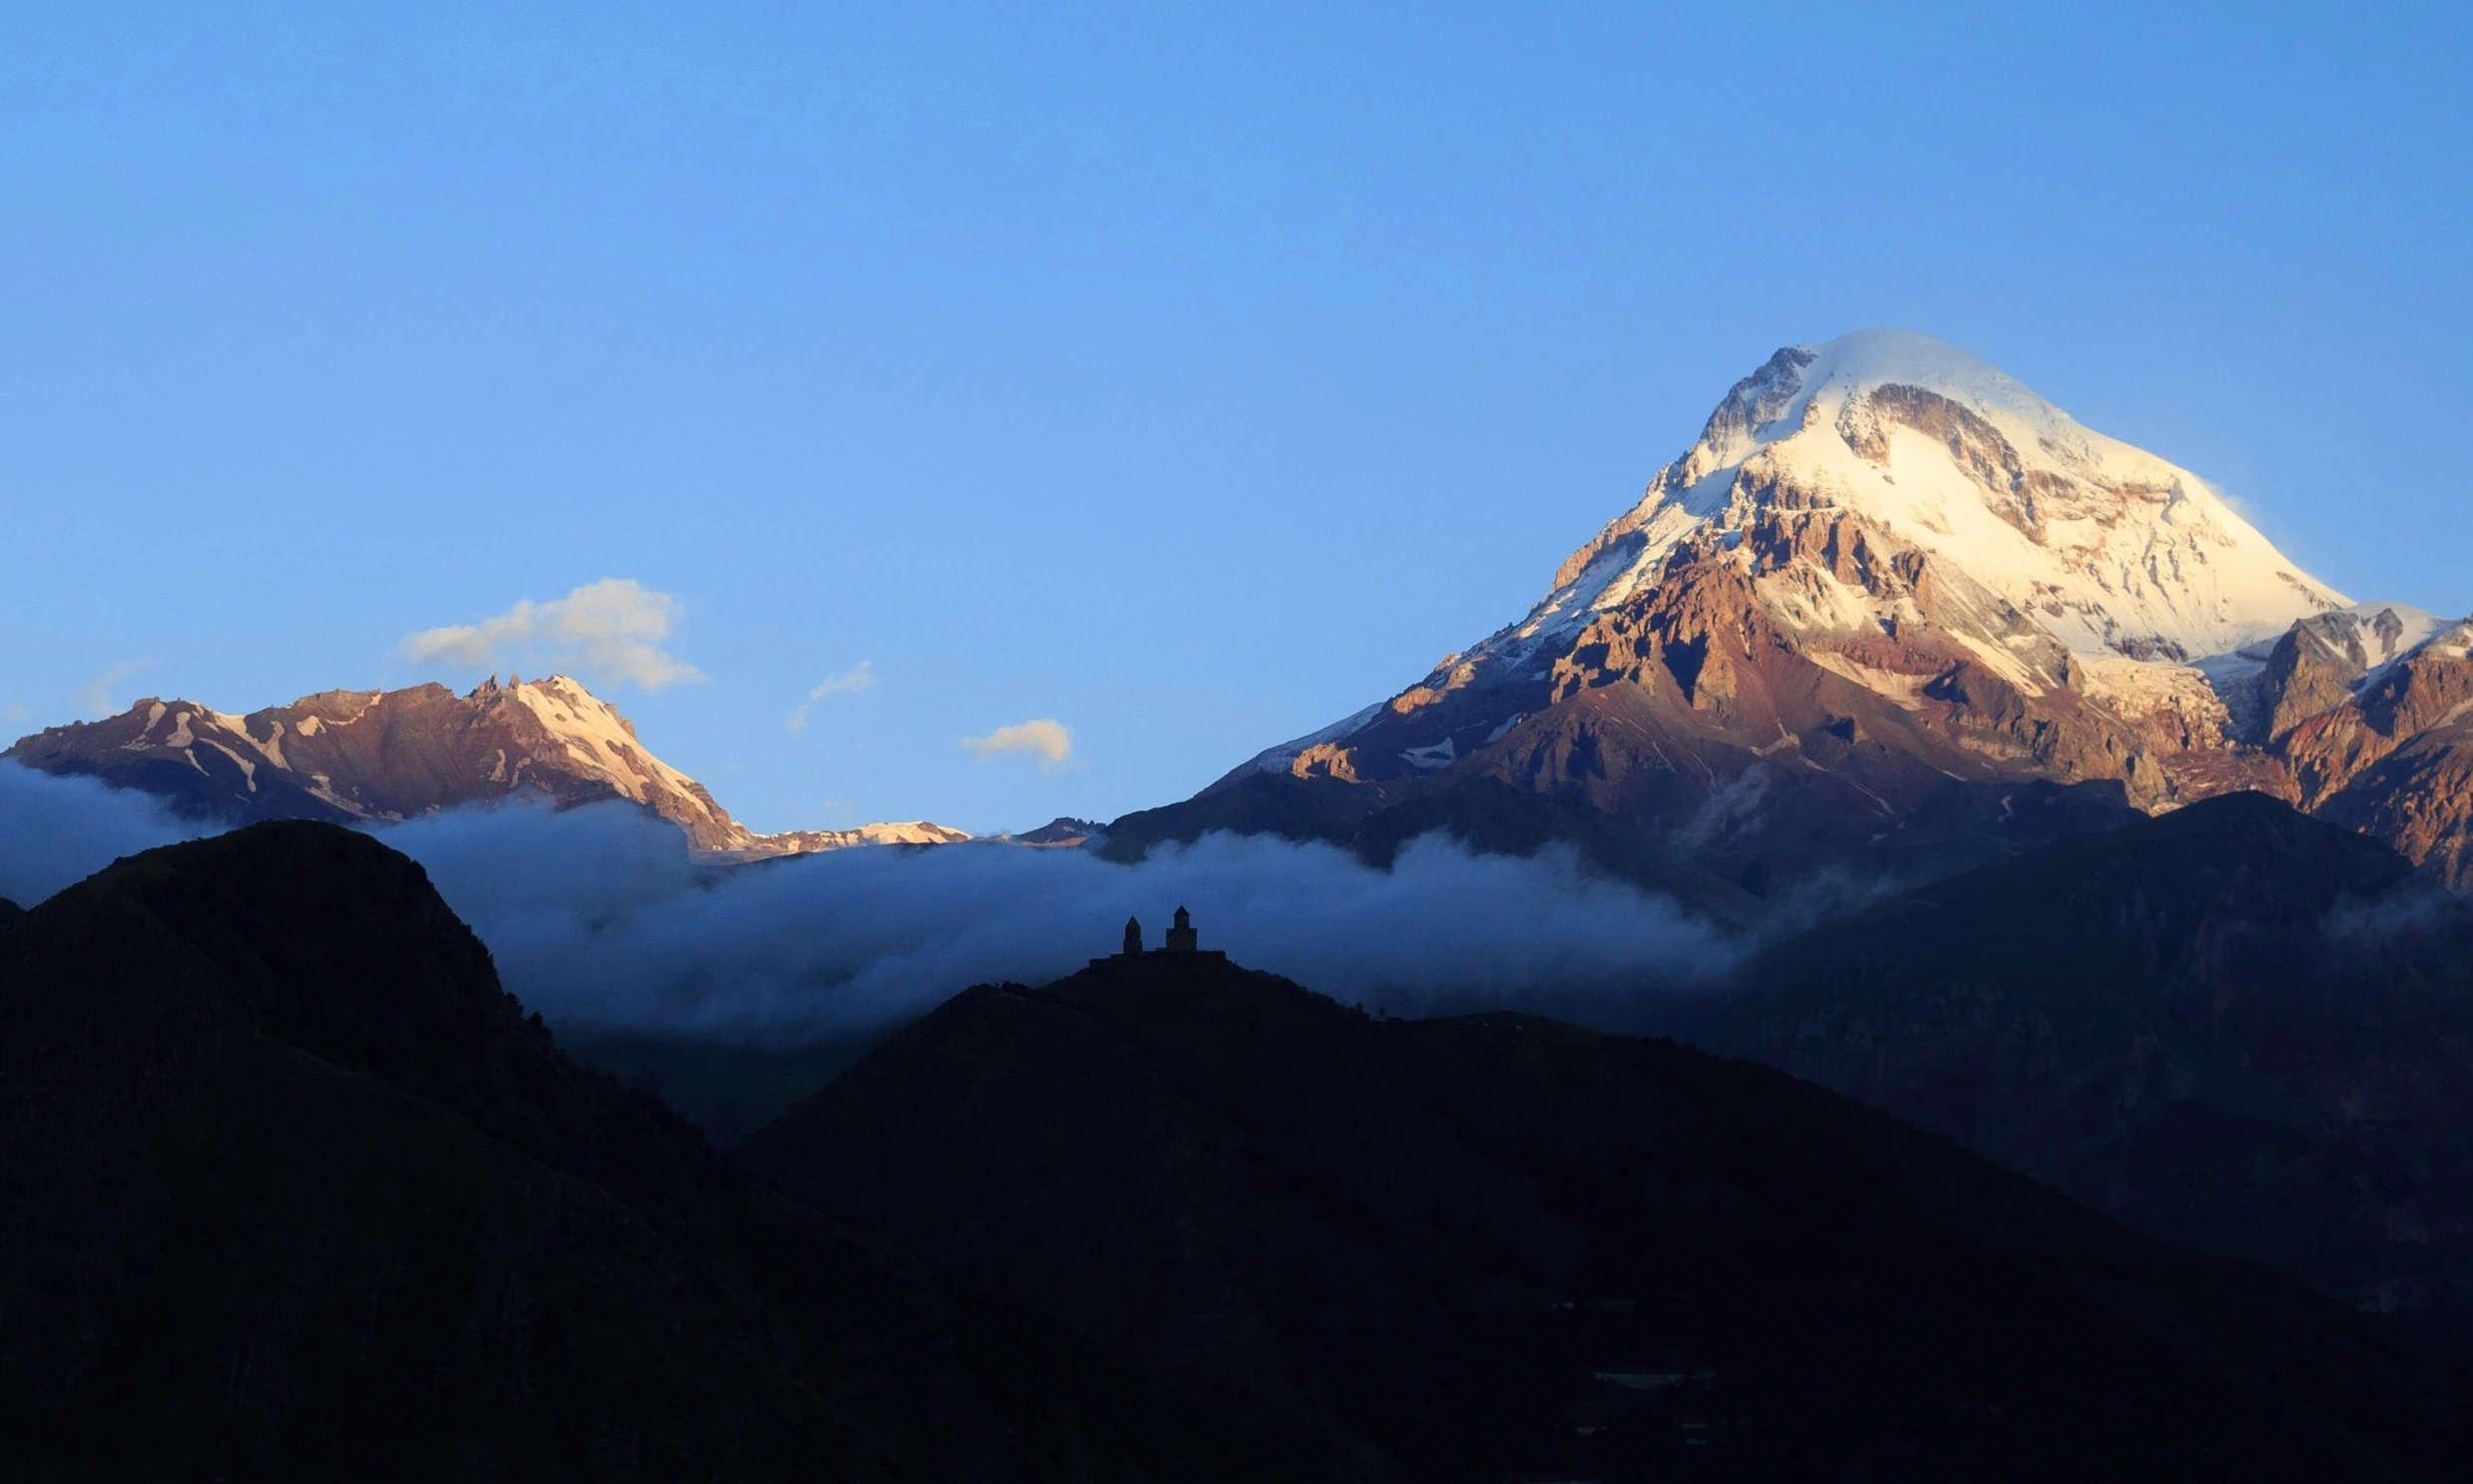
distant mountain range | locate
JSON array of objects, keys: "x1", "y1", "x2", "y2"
[
  {"x1": 3, "y1": 673, "x2": 971, "y2": 861},
  {"x1": 1118, "y1": 330, "x2": 2473, "y2": 889},
  {"x1": 14, "y1": 332, "x2": 2469, "y2": 890}
]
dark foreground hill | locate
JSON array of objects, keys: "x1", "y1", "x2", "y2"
[
  {"x1": 0, "y1": 823, "x2": 1244, "y2": 1482},
  {"x1": 740, "y1": 949, "x2": 2473, "y2": 1484},
  {"x1": 1699, "y1": 790, "x2": 2473, "y2": 1356}
]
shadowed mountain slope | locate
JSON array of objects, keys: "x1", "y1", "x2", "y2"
[
  {"x1": 1105, "y1": 762, "x2": 2143, "y2": 907},
  {"x1": 741, "y1": 949, "x2": 2473, "y2": 1484},
  {"x1": 1100, "y1": 772, "x2": 1770, "y2": 923},
  {"x1": 0, "y1": 822, "x2": 1247, "y2": 1482},
  {"x1": 1701, "y1": 790, "x2": 2473, "y2": 1353}
]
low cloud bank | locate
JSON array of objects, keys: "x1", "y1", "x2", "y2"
[
  {"x1": 0, "y1": 765, "x2": 202, "y2": 905},
  {"x1": 1, "y1": 767, "x2": 1741, "y2": 1047},
  {"x1": 381, "y1": 800, "x2": 1739, "y2": 1047},
  {"x1": 2323, "y1": 880, "x2": 2473, "y2": 943}
]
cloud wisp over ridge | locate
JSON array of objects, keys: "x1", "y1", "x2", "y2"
[
  {"x1": 0, "y1": 765, "x2": 203, "y2": 905},
  {"x1": 71, "y1": 659, "x2": 154, "y2": 720},
  {"x1": 963, "y1": 718, "x2": 1072, "y2": 768},
  {"x1": 400, "y1": 579, "x2": 704, "y2": 690},
  {"x1": 785, "y1": 662, "x2": 876, "y2": 735}
]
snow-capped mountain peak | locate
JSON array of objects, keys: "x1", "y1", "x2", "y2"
[
  {"x1": 1160, "y1": 332, "x2": 2473, "y2": 890},
  {"x1": 1678, "y1": 329, "x2": 2064, "y2": 480},
  {"x1": 1217, "y1": 330, "x2": 2370, "y2": 830},
  {"x1": 1538, "y1": 328, "x2": 2343, "y2": 668}
]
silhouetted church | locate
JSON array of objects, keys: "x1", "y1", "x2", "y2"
[{"x1": 1097, "y1": 906, "x2": 1225, "y2": 965}]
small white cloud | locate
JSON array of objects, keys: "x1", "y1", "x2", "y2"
[
  {"x1": 962, "y1": 718, "x2": 1072, "y2": 769},
  {"x1": 71, "y1": 659, "x2": 154, "y2": 720},
  {"x1": 400, "y1": 579, "x2": 703, "y2": 691},
  {"x1": 785, "y1": 662, "x2": 876, "y2": 735}
]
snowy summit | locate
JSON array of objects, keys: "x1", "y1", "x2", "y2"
[{"x1": 1531, "y1": 328, "x2": 2344, "y2": 668}]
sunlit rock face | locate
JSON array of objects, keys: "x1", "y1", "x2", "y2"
[{"x1": 4, "y1": 674, "x2": 965, "y2": 862}]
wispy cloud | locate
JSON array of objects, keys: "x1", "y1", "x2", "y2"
[
  {"x1": 71, "y1": 659, "x2": 154, "y2": 719},
  {"x1": 399, "y1": 579, "x2": 703, "y2": 691},
  {"x1": 963, "y1": 718, "x2": 1072, "y2": 768},
  {"x1": 785, "y1": 662, "x2": 876, "y2": 735}
]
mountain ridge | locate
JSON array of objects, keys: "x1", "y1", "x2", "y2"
[{"x1": 4, "y1": 673, "x2": 969, "y2": 863}]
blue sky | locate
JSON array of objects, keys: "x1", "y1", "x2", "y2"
[{"x1": 2, "y1": 3, "x2": 2467, "y2": 833}]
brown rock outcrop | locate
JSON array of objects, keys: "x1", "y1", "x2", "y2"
[{"x1": 5, "y1": 675, "x2": 965, "y2": 863}]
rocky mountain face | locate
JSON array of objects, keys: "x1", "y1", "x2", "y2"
[
  {"x1": 2279, "y1": 618, "x2": 2473, "y2": 886},
  {"x1": 1137, "y1": 330, "x2": 2470, "y2": 888},
  {"x1": 4, "y1": 674, "x2": 966, "y2": 862}
]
